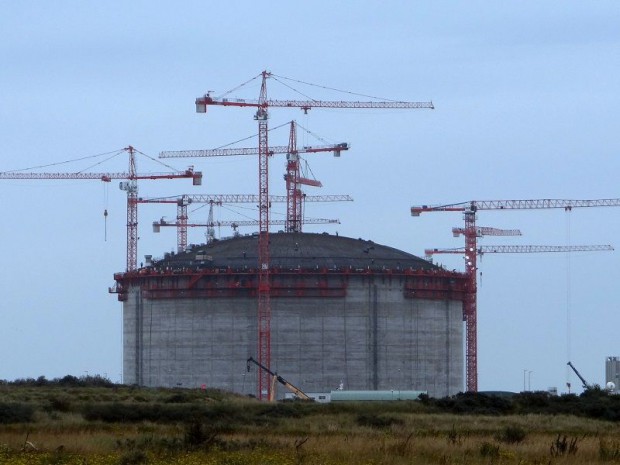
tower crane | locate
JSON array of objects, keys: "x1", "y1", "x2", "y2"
[
  {"x1": 428, "y1": 243, "x2": 613, "y2": 393},
  {"x1": 160, "y1": 120, "x2": 349, "y2": 233},
  {"x1": 286, "y1": 120, "x2": 324, "y2": 233},
  {"x1": 195, "y1": 70, "x2": 433, "y2": 400},
  {"x1": 0, "y1": 146, "x2": 202, "y2": 271},
  {"x1": 139, "y1": 193, "x2": 353, "y2": 252},
  {"x1": 411, "y1": 198, "x2": 620, "y2": 392}
]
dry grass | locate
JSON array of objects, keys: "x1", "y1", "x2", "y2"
[{"x1": 3, "y1": 385, "x2": 620, "y2": 464}]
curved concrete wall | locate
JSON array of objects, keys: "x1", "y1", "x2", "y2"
[{"x1": 123, "y1": 277, "x2": 463, "y2": 398}]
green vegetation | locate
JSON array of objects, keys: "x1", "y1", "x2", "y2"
[{"x1": 2, "y1": 377, "x2": 620, "y2": 464}]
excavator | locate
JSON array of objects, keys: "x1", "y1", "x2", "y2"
[{"x1": 246, "y1": 357, "x2": 313, "y2": 401}]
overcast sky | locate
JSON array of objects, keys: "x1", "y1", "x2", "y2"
[{"x1": 1, "y1": 1, "x2": 619, "y2": 393}]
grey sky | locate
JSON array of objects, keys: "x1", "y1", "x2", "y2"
[{"x1": 1, "y1": 1, "x2": 619, "y2": 392}]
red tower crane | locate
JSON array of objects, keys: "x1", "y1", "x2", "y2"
[
  {"x1": 0, "y1": 146, "x2": 202, "y2": 271},
  {"x1": 283, "y1": 120, "x2": 347, "y2": 232},
  {"x1": 160, "y1": 120, "x2": 349, "y2": 233},
  {"x1": 411, "y1": 198, "x2": 620, "y2": 392},
  {"x1": 139, "y1": 193, "x2": 353, "y2": 252},
  {"x1": 196, "y1": 70, "x2": 433, "y2": 399}
]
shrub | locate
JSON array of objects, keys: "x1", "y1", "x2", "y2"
[
  {"x1": 119, "y1": 449, "x2": 148, "y2": 465},
  {"x1": 432, "y1": 392, "x2": 513, "y2": 415},
  {"x1": 0, "y1": 402, "x2": 34, "y2": 424},
  {"x1": 446, "y1": 424, "x2": 462, "y2": 445},
  {"x1": 599, "y1": 439, "x2": 620, "y2": 461},
  {"x1": 480, "y1": 441, "x2": 500, "y2": 458},
  {"x1": 496, "y1": 425, "x2": 527, "y2": 444},
  {"x1": 355, "y1": 413, "x2": 403, "y2": 429},
  {"x1": 48, "y1": 396, "x2": 72, "y2": 413},
  {"x1": 550, "y1": 435, "x2": 579, "y2": 457},
  {"x1": 183, "y1": 419, "x2": 223, "y2": 451},
  {"x1": 82, "y1": 402, "x2": 199, "y2": 423}
]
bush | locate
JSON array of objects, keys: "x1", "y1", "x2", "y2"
[
  {"x1": 0, "y1": 402, "x2": 34, "y2": 424},
  {"x1": 550, "y1": 435, "x2": 579, "y2": 457},
  {"x1": 599, "y1": 439, "x2": 620, "y2": 461},
  {"x1": 480, "y1": 441, "x2": 500, "y2": 458},
  {"x1": 496, "y1": 425, "x2": 527, "y2": 444},
  {"x1": 82, "y1": 402, "x2": 199, "y2": 423},
  {"x1": 119, "y1": 449, "x2": 148, "y2": 465},
  {"x1": 431, "y1": 393, "x2": 513, "y2": 415},
  {"x1": 48, "y1": 396, "x2": 72, "y2": 413},
  {"x1": 183, "y1": 419, "x2": 223, "y2": 451},
  {"x1": 356, "y1": 413, "x2": 403, "y2": 429}
]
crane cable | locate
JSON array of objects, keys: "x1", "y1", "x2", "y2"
[
  {"x1": 565, "y1": 208, "x2": 573, "y2": 389},
  {"x1": 271, "y1": 73, "x2": 402, "y2": 102},
  {"x1": 2, "y1": 149, "x2": 124, "y2": 173},
  {"x1": 217, "y1": 73, "x2": 263, "y2": 99},
  {"x1": 208, "y1": 121, "x2": 291, "y2": 150},
  {"x1": 103, "y1": 182, "x2": 109, "y2": 241}
]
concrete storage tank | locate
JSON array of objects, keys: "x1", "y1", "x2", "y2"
[{"x1": 113, "y1": 232, "x2": 467, "y2": 398}]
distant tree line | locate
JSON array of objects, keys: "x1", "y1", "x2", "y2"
[
  {"x1": 420, "y1": 387, "x2": 620, "y2": 421},
  {"x1": 1, "y1": 374, "x2": 115, "y2": 388},
  {"x1": 3, "y1": 380, "x2": 620, "y2": 425}
]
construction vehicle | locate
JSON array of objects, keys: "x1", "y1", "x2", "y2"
[
  {"x1": 246, "y1": 357, "x2": 312, "y2": 401},
  {"x1": 567, "y1": 361, "x2": 591, "y2": 390}
]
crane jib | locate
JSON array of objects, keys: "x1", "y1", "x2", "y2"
[{"x1": 196, "y1": 96, "x2": 434, "y2": 111}]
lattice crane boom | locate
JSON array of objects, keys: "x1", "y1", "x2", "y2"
[
  {"x1": 412, "y1": 198, "x2": 620, "y2": 216},
  {"x1": 0, "y1": 169, "x2": 199, "y2": 182},
  {"x1": 159, "y1": 143, "x2": 349, "y2": 159},
  {"x1": 196, "y1": 95, "x2": 434, "y2": 113},
  {"x1": 452, "y1": 226, "x2": 522, "y2": 238},
  {"x1": 426, "y1": 244, "x2": 614, "y2": 259},
  {"x1": 139, "y1": 194, "x2": 353, "y2": 204},
  {"x1": 153, "y1": 217, "x2": 339, "y2": 229}
]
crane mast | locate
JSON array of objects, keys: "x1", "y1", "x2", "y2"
[
  {"x1": 124, "y1": 146, "x2": 139, "y2": 271},
  {"x1": 285, "y1": 121, "x2": 326, "y2": 232},
  {"x1": 196, "y1": 70, "x2": 432, "y2": 399},
  {"x1": 287, "y1": 121, "x2": 301, "y2": 233},
  {"x1": 412, "y1": 197, "x2": 620, "y2": 393},
  {"x1": 255, "y1": 72, "x2": 271, "y2": 400}
]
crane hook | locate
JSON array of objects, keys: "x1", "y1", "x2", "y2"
[{"x1": 104, "y1": 209, "x2": 108, "y2": 241}]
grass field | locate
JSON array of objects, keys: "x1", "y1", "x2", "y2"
[{"x1": 2, "y1": 378, "x2": 620, "y2": 464}]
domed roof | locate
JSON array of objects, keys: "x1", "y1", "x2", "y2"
[{"x1": 151, "y1": 232, "x2": 437, "y2": 271}]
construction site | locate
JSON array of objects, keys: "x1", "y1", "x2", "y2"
[
  {"x1": 107, "y1": 71, "x2": 468, "y2": 400},
  {"x1": 2, "y1": 70, "x2": 618, "y2": 400}
]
